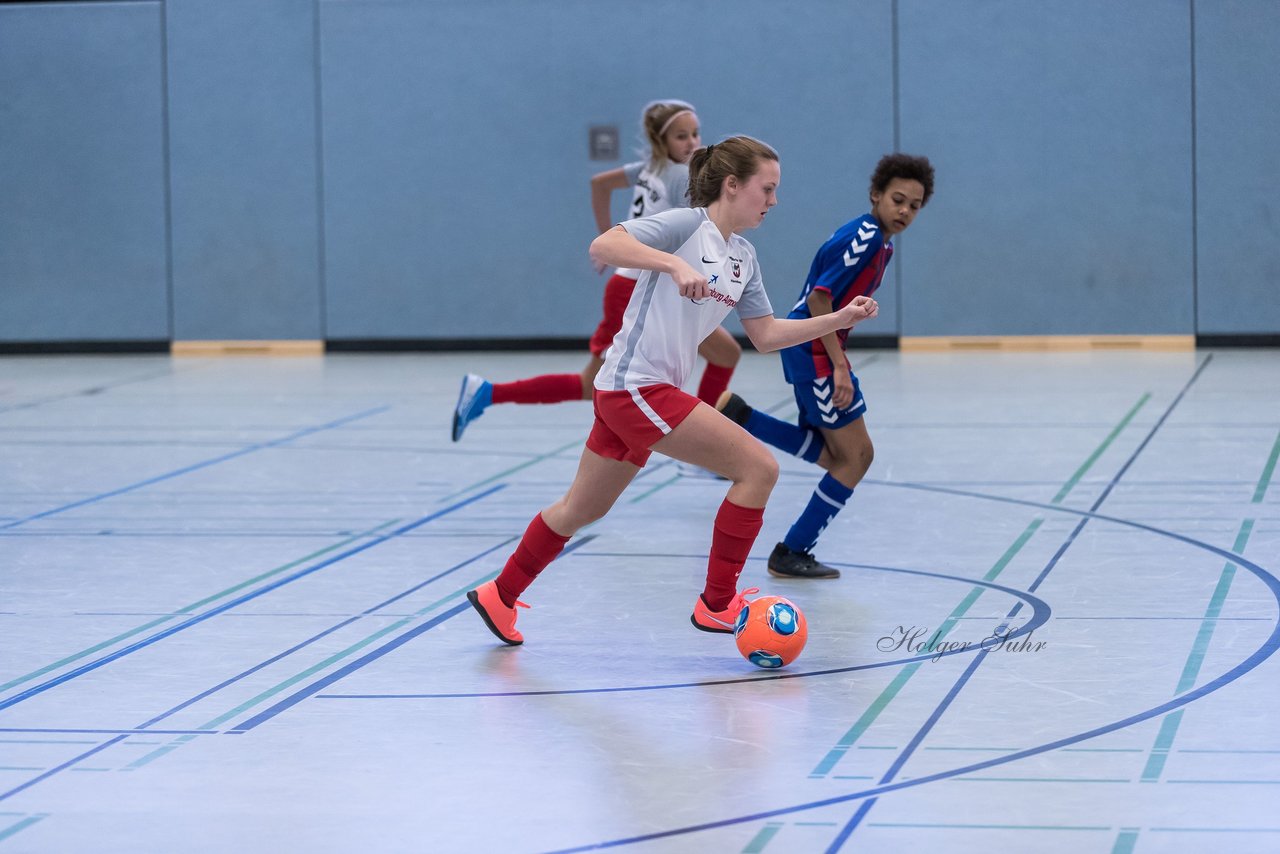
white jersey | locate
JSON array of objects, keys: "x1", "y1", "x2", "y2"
[
  {"x1": 614, "y1": 160, "x2": 690, "y2": 279},
  {"x1": 596, "y1": 208, "x2": 774, "y2": 392}
]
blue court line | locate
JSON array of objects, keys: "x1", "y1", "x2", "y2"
[
  {"x1": 228, "y1": 534, "x2": 599, "y2": 733},
  {"x1": 0, "y1": 736, "x2": 127, "y2": 803},
  {"x1": 541, "y1": 552, "x2": 1276, "y2": 854},
  {"x1": 0, "y1": 405, "x2": 389, "y2": 531},
  {"x1": 132, "y1": 535, "x2": 519, "y2": 732},
  {"x1": 824, "y1": 354, "x2": 1216, "y2": 850},
  {"x1": 0, "y1": 516, "x2": 523, "y2": 802},
  {"x1": 543, "y1": 357, "x2": 1280, "y2": 853},
  {"x1": 0, "y1": 728, "x2": 213, "y2": 736},
  {"x1": 1136, "y1": 433, "x2": 1275, "y2": 794},
  {"x1": 0, "y1": 484, "x2": 505, "y2": 713},
  {"x1": 318, "y1": 561, "x2": 1052, "y2": 699}
]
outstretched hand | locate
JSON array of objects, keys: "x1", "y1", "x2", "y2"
[{"x1": 839, "y1": 295, "x2": 879, "y2": 327}]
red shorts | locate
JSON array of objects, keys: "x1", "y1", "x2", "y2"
[
  {"x1": 588, "y1": 274, "x2": 638, "y2": 357},
  {"x1": 587, "y1": 384, "x2": 702, "y2": 467}
]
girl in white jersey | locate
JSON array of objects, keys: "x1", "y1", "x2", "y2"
[
  {"x1": 451, "y1": 100, "x2": 741, "y2": 441},
  {"x1": 466, "y1": 136, "x2": 880, "y2": 645}
]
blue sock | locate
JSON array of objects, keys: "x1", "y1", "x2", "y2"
[
  {"x1": 744, "y1": 410, "x2": 825, "y2": 463},
  {"x1": 783, "y1": 473, "x2": 854, "y2": 553}
]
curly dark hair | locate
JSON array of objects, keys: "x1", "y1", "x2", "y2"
[{"x1": 869, "y1": 153, "x2": 935, "y2": 206}]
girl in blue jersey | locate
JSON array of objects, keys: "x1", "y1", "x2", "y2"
[
  {"x1": 451, "y1": 100, "x2": 741, "y2": 441},
  {"x1": 465, "y1": 137, "x2": 881, "y2": 646},
  {"x1": 718, "y1": 153, "x2": 935, "y2": 578}
]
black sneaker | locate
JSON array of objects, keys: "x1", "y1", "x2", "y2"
[
  {"x1": 715, "y1": 391, "x2": 753, "y2": 427},
  {"x1": 768, "y1": 542, "x2": 840, "y2": 579}
]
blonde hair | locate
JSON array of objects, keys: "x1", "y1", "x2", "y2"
[
  {"x1": 639, "y1": 99, "x2": 698, "y2": 171},
  {"x1": 687, "y1": 136, "x2": 779, "y2": 207}
]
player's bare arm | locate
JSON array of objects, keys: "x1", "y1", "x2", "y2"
[
  {"x1": 808, "y1": 289, "x2": 855, "y2": 408},
  {"x1": 740, "y1": 296, "x2": 877, "y2": 353},
  {"x1": 589, "y1": 225, "x2": 709, "y2": 299}
]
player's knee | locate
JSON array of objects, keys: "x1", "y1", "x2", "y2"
[
  {"x1": 858, "y1": 439, "x2": 875, "y2": 473},
  {"x1": 722, "y1": 339, "x2": 742, "y2": 365},
  {"x1": 753, "y1": 451, "x2": 780, "y2": 491}
]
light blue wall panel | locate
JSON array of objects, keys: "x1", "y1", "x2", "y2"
[
  {"x1": 166, "y1": 0, "x2": 322, "y2": 340},
  {"x1": 898, "y1": 0, "x2": 1195, "y2": 336},
  {"x1": 1193, "y1": 0, "x2": 1280, "y2": 335},
  {"x1": 0, "y1": 2, "x2": 167, "y2": 342},
  {"x1": 319, "y1": 0, "x2": 895, "y2": 341}
]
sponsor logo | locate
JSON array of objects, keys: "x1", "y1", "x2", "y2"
[
  {"x1": 702, "y1": 255, "x2": 716, "y2": 264},
  {"x1": 690, "y1": 286, "x2": 738, "y2": 308}
]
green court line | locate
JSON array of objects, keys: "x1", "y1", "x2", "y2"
[
  {"x1": 1138, "y1": 430, "x2": 1277, "y2": 796},
  {"x1": 437, "y1": 438, "x2": 582, "y2": 503},
  {"x1": 1111, "y1": 828, "x2": 1140, "y2": 854},
  {"x1": 126, "y1": 569, "x2": 502, "y2": 770},
  {"x1": 740, "y1": 821, "x2": 784, "y2": 853},
  {"x1": 808, "y1": 518, "x2": 1044, "y2": 778},
  {"x1": 808, "y1": 393, "x2": 1150, "y2": 780},
  {"x1": 1252, "y1": 429, "x2": 1280, "y2": 503},
  {"x1": 1142, "y1": 518, "x2": 1256, "y2": 784},
  {"x1": 1051, "y1": 394, "x2": 1150, "y2": 503},
  {"x1": 0, "y1": 520, "x2": 400, "y2": 695},
  {"x1": 0, "y1": 814, "x2": 47, "y2": 842}
]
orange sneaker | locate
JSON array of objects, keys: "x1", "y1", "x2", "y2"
[
  {"x1": 467, "y1": 580, "x2": 529, "y2": 645},
  {"x1": 691, "y1": 587, "x2": 759, "y2": 634}
]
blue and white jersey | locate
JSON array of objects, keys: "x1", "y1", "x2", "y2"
[
  {"x1": 596, "y1": 208, "x2": 773, "y2": 392},
  {"x1": 614, "y1": 160, "x2": 691, "y2": 279},
  {"x1": 780, "y1": 213, "x2": 893, "y2": 382}
]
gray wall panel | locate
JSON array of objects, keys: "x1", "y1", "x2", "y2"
[
  {"x1": 319, "y1": 0, "x2": 895, "y2": 341},
  {"x1": 1193, "y1": 0, "x2": 1280, "y2": 335},
  {"x1": 166, "y1": 0, "x2": 322, "y2": 340},
  {"x1": 0, "y1": 2, "x2": 168, "y2": 342},
  {"x1": 898, "y1": 0, "x2": 1195, "y2": 336},
  {"x1": 3, "y1": 0, "x2": 1276, "y2": 344}
]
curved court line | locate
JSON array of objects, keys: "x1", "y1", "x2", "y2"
[
  {"x1": 544, "y1": 486, "x2": 1280, "y2": 853},
  {"x1": 318, "y1": 563, "x2": 1052, "y2": 700}
]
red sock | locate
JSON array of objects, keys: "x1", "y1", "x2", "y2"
[
  {"x1": 491, "y1": 374, "x2": 583, "y2": 405},
  {"x1": 495, "y1": 513, "x2": 571, "y2": 606},
  {"x1": 702, "y1": 500, "x2": 765, "y2": 611},
  {"x1": 696, "y1": 363, "x2": 735, "y2": 405}
]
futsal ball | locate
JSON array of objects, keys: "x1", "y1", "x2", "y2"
[{"x1": 734, "y1": 596, "x2": 807, "y2": 669}]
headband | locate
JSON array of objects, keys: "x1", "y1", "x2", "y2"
[{"x1": 657, "y1": 109, "x2": 697, "y2": 138}]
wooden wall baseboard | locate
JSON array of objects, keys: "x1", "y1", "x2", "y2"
[
  {"x1": 900, "y1": 335, "x2": 1195, "y2": 352},
  {"x1": 171, "y1": 340, "x2": 324, "y2": 356}
]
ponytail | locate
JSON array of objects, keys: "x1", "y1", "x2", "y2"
[{"x1": 687, "y1": 136, "x2": 778, "y2": 207}]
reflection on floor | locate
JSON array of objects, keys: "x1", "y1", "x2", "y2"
[{"x1": 1, "y1": 348, "x2": 1277, "y2": 853}]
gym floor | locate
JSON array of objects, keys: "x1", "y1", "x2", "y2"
[{"x1": 1, "y1": 347, "x2": 1277, "y2": 853}]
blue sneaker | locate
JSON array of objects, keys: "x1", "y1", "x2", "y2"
[{"x1": 452, "y1": 374, "x2": 493, "y2": 441}]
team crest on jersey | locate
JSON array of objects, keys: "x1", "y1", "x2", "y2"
[{"x1": 729, "y1": 255, "x2": 743, "y2": 282}]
